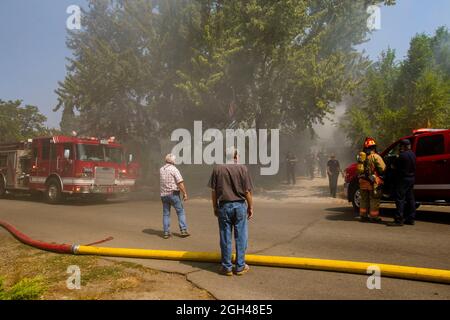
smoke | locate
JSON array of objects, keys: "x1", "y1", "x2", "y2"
[
  {"x1": 312, "y1": 103, "x2": 347, "y2": 147},
  {"x1": 311, "y1": 101, "x2": 354, "y2": 167}
]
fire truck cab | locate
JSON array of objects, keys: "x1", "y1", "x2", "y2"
[{"x1": 0, "y1": 136, "x2": 136, "y2": 203}]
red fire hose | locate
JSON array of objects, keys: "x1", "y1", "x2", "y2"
[{"x1": 0, "y1": 220, "x2": 73, "y2": 254}]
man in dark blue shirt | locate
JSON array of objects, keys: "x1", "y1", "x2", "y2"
[
  {"x1": 392, "y1": 139, "x2": 417, "y2": 226},
  {"x1": 327, "y1": 153, "x2": 343, "y2": 198}
]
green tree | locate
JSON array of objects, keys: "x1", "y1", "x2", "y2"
[
  {"x1": 0, "y1": 100, "x2": 50, "y2": 143},
  {"x1": 56, "y1": 0, "x2": 395, "y2": 139},
  {"x1": 432, "y1": 26, "x2": 450, "y2": 79},
  {"x1": 175, "y1": 0, "x2": 393, "y2": 132},
  {"x1": 343, "y1": 27, "x2": 450, "y2": 150}
]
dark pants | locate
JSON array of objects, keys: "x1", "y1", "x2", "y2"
[
  {"x1": 394, "y1": 177, "x2": 416, "y2": 222},
  {"x1": 328, "y1": 173, "x2": 339, "y2": 197},
  {"x1": 286, "y1": 167, "x2": 296, "y2": 184}
]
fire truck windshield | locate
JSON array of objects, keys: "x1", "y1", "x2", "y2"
[
  {"x1": 76, "y1": 144, "x2": 124, "y2": 164},
  {"x1": 105, "y1": 146, "x2": 124, "y2": 164}
]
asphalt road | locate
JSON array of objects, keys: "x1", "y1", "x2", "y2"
[{"x1": 0, "y1": 194, "x2": 449, "y2": 300}]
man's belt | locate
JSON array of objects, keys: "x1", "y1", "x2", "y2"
[{"x1": 219, "y1": 200, "x2": 245, "y2": 207}]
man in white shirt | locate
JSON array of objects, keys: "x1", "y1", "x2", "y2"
[{"x1": 159, "y1": 154, "x2": 190, "y2": 239}]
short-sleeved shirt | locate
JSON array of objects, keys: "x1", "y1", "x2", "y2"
[
  {"x1": 160, "y1": 164, "x2": 184, "y2": 196},
  {"x1": 208, "y1": 164, "x2": 253, "y2": 203},
  {"x1": 327, "y1": 159, "x2": 341, "y2": 175},
  {"x1": 286, "y1": 155, "x2": 297, "y2": 169}
]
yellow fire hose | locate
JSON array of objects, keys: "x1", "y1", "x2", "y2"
[
  {"x1": 1, "y1": 220, "x2": 448, "y2": 284},
  {"x1": 74, "y1": 245, "x2": 450, "y2": 284}
]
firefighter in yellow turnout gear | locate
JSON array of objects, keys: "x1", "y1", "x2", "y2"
[{"x1": 357, "y1": 138, "x2": 386, "y2": 223}]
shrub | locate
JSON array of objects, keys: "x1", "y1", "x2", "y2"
[{"x1": 1, "y1": 277, "x2": 46, "y2": 300}]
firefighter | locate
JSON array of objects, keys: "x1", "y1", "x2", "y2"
[{"x1": 357, "y1": 137, "x2": 386, "y2": 223}]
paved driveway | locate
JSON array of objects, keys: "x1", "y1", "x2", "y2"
[{"x1": 0, "y1": 195, "x2": 449, "y2": 299}]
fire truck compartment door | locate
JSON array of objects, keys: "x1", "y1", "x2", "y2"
[
  {"x1": 414, "y1": 133, "x2": 450, "y2": 200},
  {"x1": 6, "y1": 152, "x2": 17, "y2": 187}
]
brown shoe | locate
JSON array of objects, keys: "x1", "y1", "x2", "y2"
[
  {"x1": 218, "y1": 267, "x2": 233, "y2": 276},
  {"x1": 180, "y1": 230, "x2": 191, "y2": 238},
  {"x1": 234, "y1": 264, "x2": 250, "y2": 276}
]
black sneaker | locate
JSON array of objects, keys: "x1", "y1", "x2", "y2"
[
  {"x1": 369, "y1": 217, "x2": 382, "y2": 223},
  {"x1": 359, "y1": 216, "x2": 370, "y2": 223},
  {"x1": 388, "y1": 220, "x2": 404, "y2": 227},
  {"x1": 404, "y1": 220, "x2": 415, "y2": 225}
]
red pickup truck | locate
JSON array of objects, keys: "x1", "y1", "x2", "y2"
[{"x1": 344, "y1": 129, "x2": 450, "y2": 211}]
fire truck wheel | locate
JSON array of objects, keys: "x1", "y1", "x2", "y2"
[
  {"x1": 45, "y1": 178, "x2": 63, "y2": 204},
  {"x1": 349, "y1": 183, "x2": 361, "y2": 212}
]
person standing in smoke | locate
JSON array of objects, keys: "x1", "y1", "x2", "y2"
[
  {"x1": 306, "y1": 151, "x2": 315, "y2": 180},
  {"x1": 327, "y1": 153, "x2": 343, "y2": 198},
  {"x1": 317, "y1": 150, "x2": 328, "y2": 178},
  {"x1": 285, "y1": 151, "x2": 298, "y2": 185}
]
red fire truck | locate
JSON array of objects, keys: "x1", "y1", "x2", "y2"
[
  {"x1": 344, "y1": 129, "x2": 450, "y2": 210},
  {"x1": 0, "y1": 135, "x2": 137, "y2": 203}
]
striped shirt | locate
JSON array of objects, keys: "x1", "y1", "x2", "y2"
[{"x1": 160, "y1": 164, "x2": 184, "y2": 196}]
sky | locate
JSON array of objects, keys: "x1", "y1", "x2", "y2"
[{"x1": 0, "y1": 0, "x2": 449, "y2": 128}]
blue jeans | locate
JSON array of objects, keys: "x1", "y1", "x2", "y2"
[
  {"x1": 161, "y1": 192, "x2": 187, "y2": 233},
  {"x1": 217, "y1": 201, "x2": 248, "y2": 272}
]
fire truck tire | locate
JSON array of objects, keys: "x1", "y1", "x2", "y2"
[
  {"x1": 0, "y1": 177, "x2": 6, "y2": 198},
  {"x1": 45, "y1": 178, "x2": 63, "y2": 204},
  {"x1": 349, "y1": 182, "x2": 360, "y2": 212}
]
